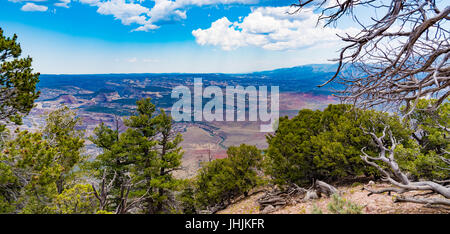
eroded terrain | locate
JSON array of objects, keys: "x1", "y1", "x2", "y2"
[{"x1": 13, "y1": 70, "x2": 338, "y2": 178}]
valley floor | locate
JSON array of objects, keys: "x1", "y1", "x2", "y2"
[{"x1": 217, "y1": 183, "x2": 450, "y2": 214}]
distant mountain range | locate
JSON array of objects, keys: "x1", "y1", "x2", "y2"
[
  {"x1": 249, "y1": 63, "x2": 339, "y2": 79},
  {"x1": 38, "y1": 63, "x2": 341, "y2": 94}
]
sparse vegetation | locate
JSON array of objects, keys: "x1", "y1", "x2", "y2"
[{"x1": 325, "y1": 194, "x2": 363, "y2": 214}]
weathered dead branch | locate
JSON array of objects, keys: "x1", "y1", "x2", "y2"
[
  {"x1": 292, "y1": 0, "x2": 449, "y2": 113},
  {"x1": 257, "y1": 180, "x2": 339, "y2": 213},
  {"x1": 361, "y1": 124, "x2": 450, "y2": 206}
]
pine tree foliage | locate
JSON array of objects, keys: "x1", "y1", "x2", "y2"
[
  {"x1": 43, "y1": 106, "x2": 85, "y2": 194},
  {"x1": 0, "y1": 27, "x2": 40, "y2": 127},
  {"x1": 89, "y1": 98, "x2": 183, "y2": 213}
]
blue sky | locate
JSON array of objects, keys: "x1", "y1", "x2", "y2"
[{"x1": 0, "y1": 0, "x2": 359, "y2": 74}]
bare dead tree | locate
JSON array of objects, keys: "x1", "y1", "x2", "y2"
[
  {"x1": 291, "y1": 0, "x2": 449, "y2": 113},
  {"x1": 91, "y1": 169, "x2": 116, "y2": 211},
  {"x1": 91, "y1": 170, "x2": 149, "y2": 214},
  {"x1": 115, "y1": 175, "x2": 150, "y2": 214},
  {"x1": 361, "y1": 124, "x2": 450, "y2": 206}
]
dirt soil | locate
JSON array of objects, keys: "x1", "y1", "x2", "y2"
[{"x1": 217, "y1": 182, "x2": 450, "y2": 214}]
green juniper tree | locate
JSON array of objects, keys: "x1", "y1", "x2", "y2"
[
  {"x1": 195, "y1": 158, "x2": 235, "y2": 209},
  {"x1": 193, "y1": 144, "x2": 263, "y2": 211},
  {"x1": 264, "y1": 104, "x2": 411, "y2": 186},
  {"x1": 226, "y1": 144, "x2": 263, "y2": 197}
]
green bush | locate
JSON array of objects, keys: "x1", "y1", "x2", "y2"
[
  {"x1": 193, "y1": 144, "x2": 263, "y2": 210},
  {"x1": 264, "y1": 104, "x2": 412, "y2": 186}
]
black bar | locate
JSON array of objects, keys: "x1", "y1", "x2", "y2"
[{"x1": 0, "y1": 214, "x2": 445, "y2": 233}]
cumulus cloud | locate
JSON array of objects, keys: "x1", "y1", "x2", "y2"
[
  {"x1": 192, "y1": 6, "x2": 358, "y2": 50},
  {"x1": 82, "y1": 0, "x2": 256, "y2": 31},
  {"x1": 192, "y1": 17, "x2": 249, "y2": 50},
  {"x1": 147, "y1": 0, "x2": 255, "y2": 23},
  {"x1": 21, "y1": 2, "x2": 48, "y2": 12},
  {"x1": 12, "y1": 0, "x2": 257, "y2": 32},
  {"x1": 130, "y1": 0, "x2": 256, "y2": 32},
  {"x1": 96, "y1": 0, "x2": 150, "y2": 25}
]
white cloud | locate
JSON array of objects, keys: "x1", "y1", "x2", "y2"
[
  {"x1": 133, "y1": 23, "x2": 160, "y2": 32},
  {"x1": 147, "y1": 0, "x2": 182, "y2": 22},
  {"x1": 79, "y1": 0, "x2": 100, "y2": 6},
  {"x1": 13, "y1": 0, "x2": 256, "y2": 32},
  {"x1": 148, "y1": 0, "x2": 255, "y2": 22},
  {"x1": 97, "y1": 0, "x2": 151, "y2": 25},
  {"x1": 54, "y1": 0, "x2": 71, "y2": 8},
  {"x1": 193, "y1": 6, "x2": 358, "y2": 50},
  {"x1": 192, "y1": 17, "x2": 249, "y2": 50},
  {"x1": 21, "y1": 2, "x2": 48, "y2": 12},
  {"x1": 129, "y1": 0, "x2": 255, "y2": 31},
  {"x1": 75, "y1": 0, "x2": 255, "y2": 31}
]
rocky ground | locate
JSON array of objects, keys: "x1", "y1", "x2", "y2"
[{"x1": 217, "y1": 182, "x2": 450, "y2": 214}]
